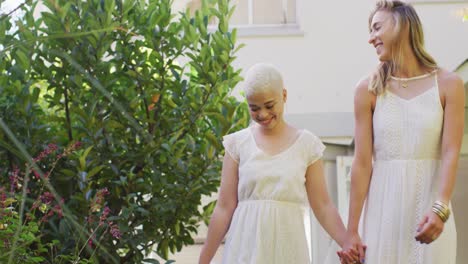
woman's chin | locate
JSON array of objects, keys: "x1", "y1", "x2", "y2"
[
  {"x1": 257, "y1": 117, "x2": 276, "y2": 129},
  {"x1": 378, "y1": 53, "x2": 391, "y2": 62}
]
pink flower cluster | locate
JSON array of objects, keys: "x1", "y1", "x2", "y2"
[
  {"x1": 30, "y1": 192, "x2": 64, "y2": 223},
  {"x1": 8, "y1": 166, "x2": 20, "y2": 193},
  {"x1": 87, "y1": 188, "x2": 122, "y2": 244},
  {"x1": 90, "y1": 188, "x2": 110, "y2": 212},
  {"x1": 33, "y1": 143, "x2": 58, "y2": 163},
  {"x1": 56, "y1": 141, "x2": 82, "y2": 159},
  {"x1": 31, "y1": 141, "x2": 81, "y2": 180}
]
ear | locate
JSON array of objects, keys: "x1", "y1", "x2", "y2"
[{"x1": 283, "y1": 88, "x2": 287, "y2": 102}]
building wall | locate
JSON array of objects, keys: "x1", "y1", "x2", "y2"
[{"x1": 227, "y1": 0, "x2": 468, "y2": 114}]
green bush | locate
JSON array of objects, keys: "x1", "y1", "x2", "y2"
[
  {"x1": 0, "y1": 0, "x2": 249, "y2": 262},
  {"x1": 0, "y1": 142, "x2": 118, "y2": 264}
]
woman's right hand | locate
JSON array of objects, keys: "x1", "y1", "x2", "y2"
[{"x1": 338, "y1": 231, "x2": 366, "y2": 264}]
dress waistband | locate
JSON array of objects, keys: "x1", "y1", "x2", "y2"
[
  {"x1": 373, "y1": 158, "x2": 441, "y2": 162},
  {"x1": 238, "y1": 199, "x2": 306, "y2": 207}
]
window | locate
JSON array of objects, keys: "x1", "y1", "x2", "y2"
[
  {"x1": 186, "y1": 0, "x2": 302, "y2": 36},
  {"x1": 229, "y1": 0, "x2": 297, "y2": 26}
]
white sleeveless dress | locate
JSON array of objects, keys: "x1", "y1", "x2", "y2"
[
  {"x1": 361, "y1": 71, "x2": 457, "y2": 263},
  {"x1": 221, "y1": 127, "x2": 325, "y2": 264}
]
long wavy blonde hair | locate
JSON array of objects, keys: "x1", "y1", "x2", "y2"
[{"x1": 368, "y1": 0, "x2": 437, "y2": 94}]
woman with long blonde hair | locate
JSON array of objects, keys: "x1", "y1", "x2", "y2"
[{"x1": 339, "y1": 1, "x2": 464, "y2": 263}]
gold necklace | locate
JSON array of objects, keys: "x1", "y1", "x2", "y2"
[{"x1": 390, "y1": 69, "x2": 437, "y2": 89}]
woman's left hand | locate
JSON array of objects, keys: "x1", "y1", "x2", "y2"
[{"x1": 415, "y1": 211, "x2": 444, "y2": 244}]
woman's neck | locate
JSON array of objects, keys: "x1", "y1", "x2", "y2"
[
  {"x1": 392, "y1": 47, "x2": 431, "y2": 78},
  {"x1": 256, "y1": 119, "x2": 288, "y2": 136}
]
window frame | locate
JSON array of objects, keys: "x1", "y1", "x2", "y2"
[{"x1": 209, "y1": 0, "x2": 304, "y2": 37}]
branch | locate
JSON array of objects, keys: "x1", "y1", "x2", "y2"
[
  {"x1": 63, "y1": 85, "x2": 73, "y2": 141},
  {"x1": 0, "y1": 0, "x2": 29, "y2": 22}
]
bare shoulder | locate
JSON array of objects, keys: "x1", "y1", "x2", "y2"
[
  {"x1": 437, "y1": 68, "x2": 464, "y2": 93},
  {"x1": 354, "y1": 77, "x2": 376, "y2": 108},
  {"x1": 355, "y1": 77, "x2": 370, "y2": 91}
]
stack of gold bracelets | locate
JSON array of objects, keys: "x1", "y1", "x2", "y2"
[{"x1": 432, "y1": 200, "x2": 450, "y2": 222}]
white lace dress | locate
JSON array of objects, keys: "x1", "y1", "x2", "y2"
[
  {"x1": 220, "y1": 127, "x2": 325, "y2": 264},
  {"x1": 361, "y1": 72, "x2": 457, "y2": 263}
]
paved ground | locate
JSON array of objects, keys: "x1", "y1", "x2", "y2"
[{"x1": 148, "y1": 243, "x2": 225, "y2": 264}]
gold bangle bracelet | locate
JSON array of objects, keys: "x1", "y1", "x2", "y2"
[
  {"x1": 433, "y1": 204, "x2": 449, "y2": 216},
  {"x1": 432, "y1": 201, "x2": 450, "y2": 222},
  {"x1": 432, "y1": 207, "x2": 448, "y2": 222},
  {"x1": 434, "y1": 200, "x2": 449, "y2": 209},
  {"x1": 434, "y1": 201, "x2": 451, "y2": 218},
  {"x1": 433, "y1": 205, "x2": 449, "y2": 218}
]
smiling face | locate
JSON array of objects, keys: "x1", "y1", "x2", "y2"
[
  {"x1": 247, "y1": 89, "x2": 286, "y2": 130},
  {"x1": 368, "y1": 11, "x2": 399, "y2": 62}
]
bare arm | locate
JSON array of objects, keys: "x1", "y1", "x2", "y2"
[
  {"x1": 347, "y1": 80, "x2": 374, "y2": 234},
  {"x1": 306, "y1": 159, "x2": 348, "y2": 247},
  {"x1": 437, "y1": 72, "x2": 465, "y2": 204},
  {"x1": 199, "y1": 154, "x2": 239, "y2": 264},
  {"x1": 415, "y1": 71, "x2": 465, "y2": 244},
  {"x1": 339, "y1": 80, "x2": 374, "y2": 262}
]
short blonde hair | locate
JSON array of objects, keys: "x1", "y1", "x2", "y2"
[{"x1": 243, "y1": 63, "x2": 284, "y2": 97}]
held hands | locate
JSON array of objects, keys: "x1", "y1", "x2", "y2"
[
  {"x1": 337, "y1": 231, "x2": 366, "y2": 264},
  {"x1": 415, "y1": 211, "x2": 444, "y2": 244}
]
